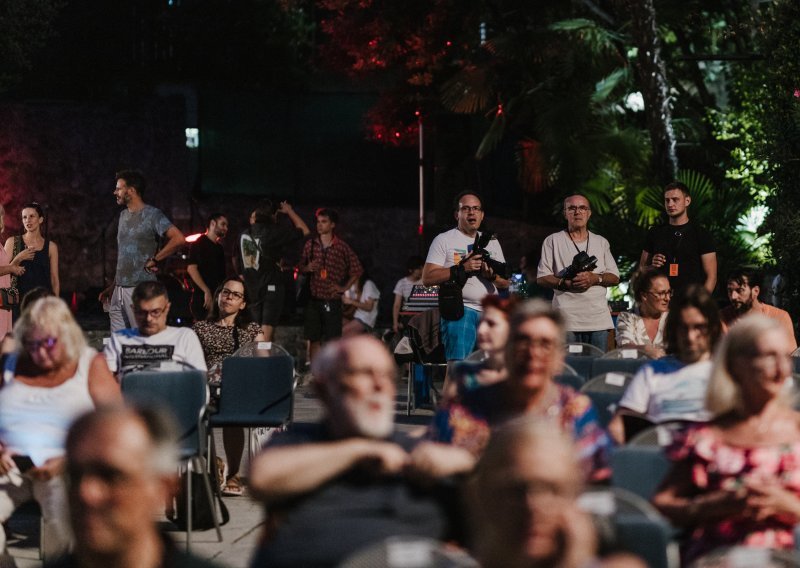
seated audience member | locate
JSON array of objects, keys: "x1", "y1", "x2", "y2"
[
  {"x1": 248, "y1": 335, "x2": 473, "y2": 568},
  {"x1": 450, "y1": 295, "x2": 518, "y2": 391},
  {"x1": 430, "y1": 299, "x2": 612, "y2": 481},
  {"x1": 51, "y1": 404, "x2": 220, "y2": 568},
  {"x1": 608, "y1": 285, "x2": 722, "y2": 443},
  {"x1": 104, "y1": 280, "x2": 207, "y2": 377},
  {"x1": 0, "y1": 297, "x2": 121, "y2": 562},
  {"x1": 0, "y1": 286, "x2": 54, "y2": 355},
  {"x1": 392, "y1": 255, "x2": 423, "y2": 333},
  {"x1": 468, "y1": 417, "x2": 645, "y2": 568},
  {"x1": 193, "y1": 277, "x2": 264, "y2": 496},
  {"x1": 653, "y1": 315, "x2": 800, "y2": 563},
  {"x1": 615, "y1": 269, "x2": 671, "y2": 357},
  {"x1": 342, "y1": 271, "x2": 380, "y2": 337},
  {"x1": 721, "y1": 266, "x2": 797, "y2": 352}
]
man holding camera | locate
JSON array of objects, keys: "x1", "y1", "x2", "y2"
[
  {"x1": 423, "y1": 192, "x2": 508, "y2": 371},
  {"x1": 537, "y1": 194, "x2": 619, "y2": 352}
]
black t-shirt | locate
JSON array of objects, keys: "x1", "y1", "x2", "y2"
[
  {"x1": 253, "y1": 423, "x2": 460, "y2": 568},
  {"x1": 643, "y1": 221, "x2": 715, "y2": 292},
  {"x1": 187, "y1": 236, "x2": 226, "y2": 295}
]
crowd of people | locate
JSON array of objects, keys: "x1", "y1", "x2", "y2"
[{"x1": 0, "y1": 171, "x2": 798, "y2": 567}]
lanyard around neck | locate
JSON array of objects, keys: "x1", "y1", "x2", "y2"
[{"x1": 566, "y1": 230, "x2": 589, "y2": 254}]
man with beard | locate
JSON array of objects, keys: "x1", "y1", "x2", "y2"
[
  {"x1": 187, "y1": 213, "x2": 229, "y2": 321},
  {"x1": 721, "y1": 267, "x2": 796, "y2": 352},
  {"x1": 640, "y1": 181, "x2": 717, "y2": 294},
  {"x1": 248, "y1": 335, "x2": 472, "y2": 567},
  {"x1": 99, "y1": 169, "x2": 186, "y2": 332}
]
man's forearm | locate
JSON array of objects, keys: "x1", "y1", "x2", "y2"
[
  {"x1": 156, "y1": 229, "x2": 186, "y2": 261},
  {"x1": 537, "y1": 274, "x2": 561, "y2": 289},
  {"x1": 186, "y1": 265, "x2": 210, "y2": 294},
  {"x1": 422, "y1": 263, "x2": 451, "y2": 286}
]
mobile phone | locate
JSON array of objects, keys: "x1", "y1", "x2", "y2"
[{"x1": 12, "y1": 455, "x2": 35, "y2": 473}]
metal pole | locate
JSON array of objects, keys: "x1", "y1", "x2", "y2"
[{"x1": 418, "y1": 113, "x2": 424, "y2": 253}]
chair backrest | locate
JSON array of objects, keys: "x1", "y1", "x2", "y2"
[
  {"x1": 564, "y1": 355, "x2": 596, "y2": 381},
  {"x1": 602, "y1": 347, "x2": 652, "y2": 360},
  {"x1": 614, "y1": 514, "x2": 675, "y2": 568},
  {"x1": 580, "y1": 373, "x2": 633, "y2": 427},
  {"x1": 406, "y1": 309, "x2": 446, "y2": 365},
  {"x1": 565, "y1": 342, "x2": 604, "y2": 357},
  {"x1": 121, "y1": 370, "x2": 208, "y2": 456},
  {"x1": 611, "y1": 445, "x2": 671, "y2": 501},
  {"x1": 555, "y1": 373, "x2": 585, "y2": 391},
  {"x1": 591, "y1": 357, "x2": 648, "y2": 377},
  {"x1": 214, "y1": 356, "x2": 294, "y2": 427},
  {"x1": 627, "y1": 420, "x2": 691, "y2": 447}
]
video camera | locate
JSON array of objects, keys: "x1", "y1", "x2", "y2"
[{"x1": 557, "y1": 251, "x2": 598, "y2": 280}]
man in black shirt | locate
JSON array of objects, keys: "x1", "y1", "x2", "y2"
[
  {"x1": 639, "y1": 181, "x2": 717, "y2": 294},
  {"x1": 187, "y1": 212, "x2": 228, "y2": 321},
  {"x1": 249, "y1": 336, "x2": 473, "y2": 567},
  {"x1": 235, "y1": 199, "x2": 309, "y2": 341}
]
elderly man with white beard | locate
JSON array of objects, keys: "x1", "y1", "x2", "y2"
[{"x1": 248, "y1": 335, "x2": 474, "y2": 568}]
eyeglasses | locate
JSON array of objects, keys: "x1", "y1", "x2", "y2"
[
  {"x1": 23, "y1": 336, "x2": 58, "y2": 351},
  {"x1": 648, "y1": 289, "x2": 673, "y2": 299},
  {"x1": 134, "y1": 306, "x2": 167, "y2": 319},
  {"x1": 220, "y1": 288, "x2": 245, "y2": 300},
  {"x1": 565, "y1": 205, "x2": 590, "y2": 213},
  {"x1": 513, "y1": 334, "x2": 559, "y2": 354},
  {"x1": 459, "y1": 205, "x2": 483, "y2": 213}
]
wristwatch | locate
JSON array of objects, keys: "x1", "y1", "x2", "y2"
[{"x1": 597, "y1": 273, "x2": 603, "y2": 286}]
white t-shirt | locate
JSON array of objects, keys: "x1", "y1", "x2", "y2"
[
  {"x1": 104, "y1": 326, "x2": 208, "y2": 375},
  {"x1": 618, "y1": 358, "x2": 713, "y2": 423},
  {"x1": 393, "y1": 276, "x2": 422, "y2": 301},
  {"x1": 346, "y1": 280, "x2": 381, "y2": 328},
  {"x1": 425, "y1": 228, "x2": 506, "y2": 311},
  {"x1": 536, "y1": 230, "x2": 619, "y2": 331}
]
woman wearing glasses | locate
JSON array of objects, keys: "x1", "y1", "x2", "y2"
[
  {"x1": 0, "y1": 297, "x2": 120, "y2": 561},
  {"x1": 193, "y1": 277, "x2": 264, "y2": 496},
  {"x1": 616, "y1": 268, "x2": 672, "y2": 358}
]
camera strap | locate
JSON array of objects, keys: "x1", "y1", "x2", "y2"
[{"x1": 566, "y1": 230, "x2": 589, "y2": 254}]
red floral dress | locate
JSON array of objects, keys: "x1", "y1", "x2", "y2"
[{"x1": 667, "y1": 425, "x2": 800, "y2": 562}]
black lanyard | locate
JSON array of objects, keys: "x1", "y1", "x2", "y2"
[{"x1": 566, "y1": 230, "x2": 589, "y2": 254}]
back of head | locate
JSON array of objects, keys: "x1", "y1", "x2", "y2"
[
  {"x1": 132, "y1": 280, "x2": 168, "y2": 306},
  {"x1": 664, "y1": 284, "x2": 722, "y2": 356},
  {"x1": 115, "y1": 169, "x2": 147, "y2": 198},
  {"x1": 14, "y1": 296, "x2": 87, "y2": 361},
  {"x1": 253, "y1": 199, "x2": 276, "y2": 225}
]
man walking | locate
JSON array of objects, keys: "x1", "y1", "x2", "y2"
[
  {"x1": 99, "y1": 170, "x2": 186, "y2": 332},
  {"x1": 187, "y1": 212, "x2": 228, "y2": 322},
  {"x1": 300, "y1": 208, "x2": 361, "y2": 366},
  {"x1": 536, "y1": 194, "x2": 620, "y2": 351},
  {"x1": 640, "y1": 181, "x2": 717, "y2": 293}
]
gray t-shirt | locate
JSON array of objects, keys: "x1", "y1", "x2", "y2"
[{"x1": 115, "y1": 205, "x2": 174, "y2": 286}]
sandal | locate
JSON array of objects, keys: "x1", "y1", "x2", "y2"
[
  {"x1": 222, "y1": 475, "x2": 244, "y2": 497},
  {"x1": 215, "y1": 457, "x2": 228, "y2": 490}
]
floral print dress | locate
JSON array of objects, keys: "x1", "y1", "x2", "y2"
[{"x1": 667, "y1": 425, "x2": 800, "y2": 562}]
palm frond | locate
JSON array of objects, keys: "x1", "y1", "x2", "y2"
[{"x1": 440, "y1": 65, "x2": 493, "y2": 114}]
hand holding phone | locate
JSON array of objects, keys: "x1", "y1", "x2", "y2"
[{"x1": 12, "y1": 455, "x2": 35, "y2": 473}]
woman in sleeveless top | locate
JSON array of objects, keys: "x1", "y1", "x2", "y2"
[
  {"x1": 193, "y1": 277, "x2": 263, "y2": 496},
  {"x1": 0, "y1": 297, "x2": 120, "y2": 561},
  {"x1": 0, "y1": 205, "x2": 33, "y2": 337},
  {"x1": 3, "y1": 202, "x2": 60, "y2": 303}
]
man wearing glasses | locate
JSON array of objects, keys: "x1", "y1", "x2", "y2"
[
  {"x1": 104, "y1": 281, "x2": 207, "y2": 377},
  {"x1": 639, "y1": 181, "x2": 717, "y2": 294},
  {"x1": 423, "y1": 191, "x2": 509, "y2": 384},
  {"x1": 536, "y1": 194, "x2": 620, "y2": 352}
]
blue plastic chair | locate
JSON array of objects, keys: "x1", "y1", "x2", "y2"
[
  {"x1": 579, "y1": 372, "x2": 634, "y2": 427},
  {"x1": 591, "y1": 357, "x2": 648, "y2": 377},
  {"x1": 611, "y1": 445, "x2": 671, "y2": 501},
  {"x1": 564, "y1": 355, "x2": 596, "y2": 381},
  {"x1": 121, "y1": 369, "x2": 222, "y2": 548}
]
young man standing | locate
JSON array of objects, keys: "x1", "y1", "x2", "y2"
[
  {"x1": 187, "y1": 212, "x2": 228, "y2": 321},
  {"x1": 640, "y1": 181, "x2": 717, "y2": 294},
  {"x1": 300, "y1": 208, "x2": 362, "y2": 366}
]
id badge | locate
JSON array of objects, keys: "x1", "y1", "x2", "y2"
[
  {"x1": 669, "y1": 263, "x2": 679, "y2": 277},
  {"x1": 320, "y1": 268, "x2": 328, "y2": 280}
]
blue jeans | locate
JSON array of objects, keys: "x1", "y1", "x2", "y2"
[{"x1": 566, "y1": 330, "x2": 609, "y2": 353}]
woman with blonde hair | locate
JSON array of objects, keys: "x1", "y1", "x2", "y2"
[
  {"x1": 0, "y1": 297, "x2": 120, "y2": 561},
  {"x1": 654, "y1": 314, "x2": 800, "y2": 562}
]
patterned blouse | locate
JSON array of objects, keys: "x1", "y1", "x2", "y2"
[
  {"x1": 666, "y1": 424, "x2": 800, "y2": 562},
  {"x1": 616, "y1": 309, "x2": 667, "y2": 349},
  {"x1": 429, "y1": 382, "x2": 612, "y2": 482},
  {"x1": 192, "y1": 321, "x2": 262, "y2": 380}
]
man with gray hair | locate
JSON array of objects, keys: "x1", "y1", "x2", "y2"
[
  {"x1": 48, "y1": 404, "x2": 219, "y2": 568},
  {"x1": 249, "y1": 335, "x2": 473, "y2": 567}
]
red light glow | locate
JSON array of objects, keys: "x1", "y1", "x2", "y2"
[{"x1": 185, "y1": 233, "x2": 203, "y2": 243}]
